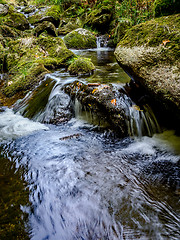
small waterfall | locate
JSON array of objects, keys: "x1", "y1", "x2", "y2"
[
  {"x1": 96, "y1": 36, "x2": 109, "y2": 49},
  {"x1": 14, "y1": 72, "x2": 73, "y2": 124}
]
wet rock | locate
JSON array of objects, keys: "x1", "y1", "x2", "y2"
[
  {"x1": 68, "y1": 57, "x2": 95, "y2": 76},
  {"x1": 34, "y1": 21, "x2": 57, "y2": 37},
  {"x1": 64, "y1": 28, "x2": 97, "y2": 49},
  {"x1": 63, "y1": 81, "x2": 128, "y2": 137}
]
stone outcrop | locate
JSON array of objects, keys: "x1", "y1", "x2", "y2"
[{"x1": 114, "y1": 14, "x2": 180, "y2": 130}]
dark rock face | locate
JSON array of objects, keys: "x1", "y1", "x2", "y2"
[{"x1": 63, "y1": 81, "x2": 129, "y2": 137}]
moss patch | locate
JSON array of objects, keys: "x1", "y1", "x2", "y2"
[{"x1": 118, "y1": 14, "x2": 180, "y2": 62}]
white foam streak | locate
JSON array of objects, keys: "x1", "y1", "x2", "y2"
[{"x1": 0, "y1": 109, "x2": 48, "y2": 141}]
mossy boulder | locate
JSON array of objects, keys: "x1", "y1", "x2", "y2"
[
  {"x1": 34, "y1": 21, "x2": 57, "y2": 37},
  {"x1": 64, "y1": 28, "x2": 97, "y2": 49},
  {"x1": 114, "y1": 14, "x2": 180, "y2": 130},
  {"x1": 2, "y1": 35, "x2": 76, "y2": 98},
  {"x1": 28, "y1": 5, "x2": 61, "y2": 27},
  {"x1": 58, "y1": 20, "x2": 81, "y2": 35},
  {"x1": 3, "y1": 62, "x2": 49, "y2": 97},
  {"x1": 85, "y1": 5, "x2": 113, "y2": 33},
  {"x1": 68, "y1": 57, "x2": 95, "y2": 76},
  {"x1": 1, "y1": 11, "x2": 29, "y2": 30},
  {"x1": 154, "y1": 0, "x2": 180, "y2": 17}
]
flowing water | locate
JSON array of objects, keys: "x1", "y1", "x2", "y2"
[{"x1": 0, "y1": 44, "x2": 180, "y2": 240}]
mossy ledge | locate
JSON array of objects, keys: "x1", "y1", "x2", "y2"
[{"x1": 114, "y1": 14, "x2": 180, "y2": 131}]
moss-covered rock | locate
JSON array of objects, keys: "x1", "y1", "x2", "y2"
[
  {"x1": 154, "y1": 0, "x2": 180, "y2": 17},
  {"x1": 1, "y1": 11, "x2": 29, "y2": 30},
  {"x1": 4, "y1": 62, "x2": 48, "y2": 97},
  {"x1": 28, "y1": 5, "x2": 61, "y2": 27},
  {"x1": 58, "y1": 20, "x2": 81, "y2": 35},
  {"x1": 34, "y1": 21, "x2": 57, "y2": 37},
  {"x1": 114, "y1": 14, "x2": 180, "y2": 130},
  {"x1": 64, "y1": 28, "x2": 97, "y2": 49},
  {"x1": 68, "y1": 57, "x2": 95, "y2": 76}
]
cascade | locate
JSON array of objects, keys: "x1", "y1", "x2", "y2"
[{"x1": 0, "y1": 41, "x2": 180, "y2": 240}]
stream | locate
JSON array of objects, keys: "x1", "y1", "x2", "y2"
[{"x1": 0, "y1": 43, "x2": 180, "y2": 240}]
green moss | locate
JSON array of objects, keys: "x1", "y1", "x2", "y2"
[
  {"x1": 1, "y1": 12, "x2": 29, "y2": 30},
  {"x1": 28, "y1": 5, "x2": 61, "y2": 27},
  {"x1": 3, "y1": 62, "x2": 48, "y2": 97},
  {"x1": 154, "y1": 0, "x2": 180, "y2": 17},
  {"x1": 118, "y1": 14, "x2": 180, "y2": 61},
  {"x1": 68, "y1": 57, "x2": 95, "y2": 75},
  {"x1": 0, "y1": 24, "x2": 18, "y2": 38},
  {"x1": 64, "y1": 28, "x2": 97, "y2": 49}
]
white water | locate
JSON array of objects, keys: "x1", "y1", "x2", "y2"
[
  {"x1": 0, "y1": 47, "x2": 180, "y2": 240},
  {"x1": 0, "y1": 109, "x2": 48, "y2": 141}
]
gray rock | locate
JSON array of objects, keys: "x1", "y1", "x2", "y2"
[{"x1": 0, "y1": 4, "x2": 9, "y2": 16}]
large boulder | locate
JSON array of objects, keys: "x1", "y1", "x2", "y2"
[
  {"x1": 1, "y1": 10, "x2": 29, "y2": 30},
  {"x1": 64, "y1": 28, "x2": 97, "y2": 49},
  {"x1": 114, "y1": 14, "x2": 180, "y2": 130}
]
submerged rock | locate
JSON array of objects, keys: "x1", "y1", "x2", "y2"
[
  {"x1": 64, "y1": 28, "x2": 97, "y2": 49},
  {"x1": 114, "y1": 14, "x2": 180, "y2": 130}
]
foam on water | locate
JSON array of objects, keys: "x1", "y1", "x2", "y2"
[{"x1": 0, "y1": 109, "x2": 48, "y2": 141}]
